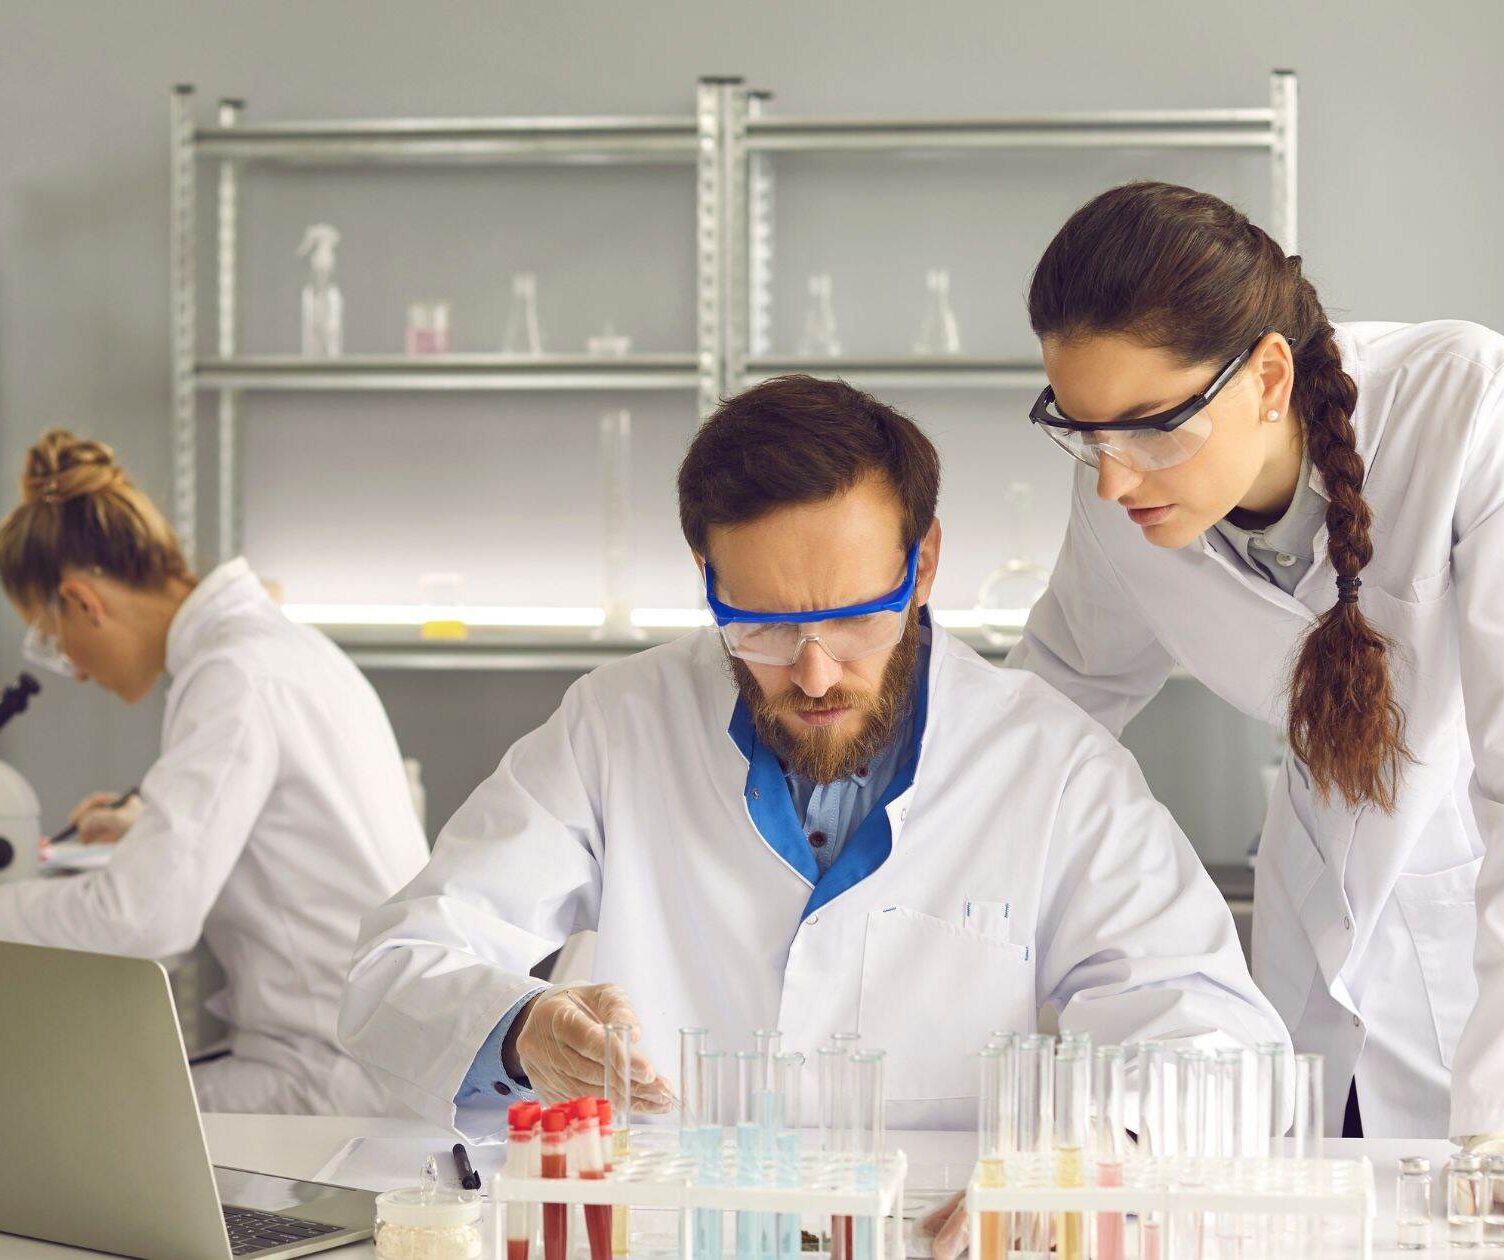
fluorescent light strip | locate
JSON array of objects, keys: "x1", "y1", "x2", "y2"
[
  {"x1": 281, "y1": 604, "x2": 1029, "y2": 632},
  {"x1": 283, "y1": 604, "x2": 606, "y2": 628}
]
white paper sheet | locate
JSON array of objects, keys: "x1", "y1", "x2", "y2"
[{"x1": 313, "y1": 1135, "x2": 508, "y2": 1195}]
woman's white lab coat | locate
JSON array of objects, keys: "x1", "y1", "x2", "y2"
[
  {"x1": 0, "y1": 560, "x2": 429, "y2": 1115},
  {"x1": 340, "y1": 619, "x2": 1287, "y2": 1137},
  {"x1": 1010, "y1": 320, "x2": 1504, "y2": 1139}
]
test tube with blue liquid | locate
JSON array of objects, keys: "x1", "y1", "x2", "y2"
[
  {"x1": 773, "y1": 1052, "x2": 805, "y2": 1260},
  {"x1": 753, "y1": 1031, "x2": 782, "y2": 1260},
  {"x1": 849, "y1": 1052, "x2": 885, "y2": 1260},
  {"x1": 694, "y1": 1049, "x2": 725, "y2": 1260},
  {"x1": 736, "y1": 1051, "x2": 768, "y2": 1260}
]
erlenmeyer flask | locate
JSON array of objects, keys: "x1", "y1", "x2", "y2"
[
  {"x1": 913, "y1": 268, "x2": 962, "y2": 356},
  {"x1": 797, "y1": 273, "x2": 841, "y2": 357},
  {"x1": 503, "y1": 272, "x2": 544, "y2": 356},
  {"x1": 976, "y1": 482, "x2": 1051, "y2": 646}
]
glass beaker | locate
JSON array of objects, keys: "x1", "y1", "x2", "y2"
[
  {"x1": 976, "y1": 482, "x2": 1052, "y2": 645},
  {"x1": 504, "y1": 272, "x2": 545, "y2": 356},
  {"x1": 418, "y1": 572, "x2": 467, "y2": 641}
]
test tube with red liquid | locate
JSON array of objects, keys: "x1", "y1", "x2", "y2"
[
  {"x1": 541, "y1": 1106, "x2": 570, "y2": 1260},
  {"x1": 575, "y1": 1098, "x2": 613, "y2": 1260},
  {"x1": 507, "y1": 1102, "x2": 540, "y2": 1260}
]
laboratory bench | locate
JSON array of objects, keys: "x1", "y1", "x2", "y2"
[{"x1": 0, "y1": 1115, "x2": 1471, "y2": 1258}]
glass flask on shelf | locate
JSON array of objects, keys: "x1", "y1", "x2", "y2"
[
  {"x1": 913, "y1": 268, "x2": 962, "y2": 356},
  {"x1": 975, "y1": 482, "x2": 1051, "y2": 646},
  {"x1": 418, "y1": 572, "x2": 468, "y2": 641},
  {"x1": 797, "y1": 273, "x2": 841, "y2": 357},
  {"x1": 503, "y1": 272, "x2": 545, "y2": 356},
  {"x1": 297, "y1": 224, "x2": 343, "y2": 358}
]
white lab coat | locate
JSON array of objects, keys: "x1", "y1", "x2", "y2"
[
  {"x1": 340, "y1": 619, "x2": 1287, "y2": 1137},
  {"x1": 0, "y1": 560, "x2": 429, "y2": 1115},
  {"x1": 1010, "y1": 320, "x2": 1504, "y2": 1139}
]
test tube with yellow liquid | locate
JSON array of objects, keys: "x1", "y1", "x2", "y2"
[
  {"x1": 419, "y1": 573, "x2": 468, "y2": 641},
  {"x1": 1054, "y1": 1045, "x2": 1088, "y2": 1260},
  {"x1": 976, "y1": 1041, "x2": 1017, "y2": 1260}
]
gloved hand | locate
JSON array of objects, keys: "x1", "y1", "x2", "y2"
[
  {"x1": 916, "y1": 1192, "x2": 968, "y2": 1260},
  {"x1": 1460, "y1": 1134, "x2": 1504, "y2": 1156},
  {"x1": 508, "y1": 983, "x2": 674, "y2": 1112},
  {"x1": 66, "y1": 790, "x2": 144, "y2": 845}
]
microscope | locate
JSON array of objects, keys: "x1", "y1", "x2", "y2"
[{"x1": 0, "y1": 673, "x2": 43, "y2": 883}]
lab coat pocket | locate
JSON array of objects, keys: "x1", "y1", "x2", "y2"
[
  {"x1": 1395, "y1": 856, "x2": 1481, "y2": 1071},
  {"x1": 860, "y1": 906, "x2": 1034, "y2": 1101}
]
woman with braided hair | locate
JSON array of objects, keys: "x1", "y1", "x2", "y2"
[
  {"x1": 0, "y1": 430, "x2": 428, "y2": 1114},
  {"x1": 1011, "y1": 182, "x2": 1504, "y2": 1143}
]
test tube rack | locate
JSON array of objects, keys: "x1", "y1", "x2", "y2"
[
  {"x1": 966, "y1": 1153, "x2": 1375, "y2": 1258},
  {"x1": 491, "y1": 1144, "x2": 908, "y2": 1247}
]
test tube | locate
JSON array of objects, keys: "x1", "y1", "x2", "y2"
[
  {"x1": 976, "y1": 1043, "x2": 1016, "y2": 1260},
  {"x1": 575, "y1": 1098, "x2": 612, "y2": 1260},
  {"x1": 850, "y1": 1052, "x2": 886, "y2": 1260},
  {"x1": 1054, "y1": 1045, "x2": 1088, "y2": 1260},
  {"x1": 541, "y1": 1107, "x2": 569, "y2": 1260},
  {"x1": 680, "y1": 1028, "x2": 710, "y2": 1144},
  {"x1": 694, "y1": 1050, "x2": 725, "y2": 1260},
  {"x1": 506, "y1": 1103, "x2": 538, "y2": 1260},
  {"x1": 736, "y1": 1050, "x2": 766, "y2": 1260},
  {"x1": 1093, "y1": 1047, "x2": 1127, "y2": 1260},
  {"x1": 1173, "y1": 1049, "x2": 1208, "y2": 1260},
  {"x1": 1135, "y1": 1044, "x2": 1167, "y2": 1260},
  {"x1": 818, "y1": 1046, "x2": 851, "y2": 1260},
  {"x1": 1484, "y1": 1154, "x2": 1504, "y2": 1246},
  {"x1": 1255, "y1": 1042, "x2": 1290, "y2": 1155},
  {"x1": 753, "y1": 1031, "x2": 782, "y2": 1260},
  {"x1": 1395, "y1": 1156, "x2": 1432, "y2": 1250},
  {"x1": 1212, "y1": 1050, "x2": 1248, "y2": 1255},
  {"x1": 1291, "y1": 1054, "x2": 1324, "y2": 1158},
  {"x1": 1013, "y1": 1035, "x2": 1054, "y2": 1255},
  {"x1": 774, "y1": 1053, "x2": 805, "y2": 1260},
  {"x1": 603, "y1": 1023, "x2": 633, "y2": 1256}
]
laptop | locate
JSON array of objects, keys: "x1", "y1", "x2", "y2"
[{"x1": 0, "y1": 941, "x2": 378, "y2": 1259}]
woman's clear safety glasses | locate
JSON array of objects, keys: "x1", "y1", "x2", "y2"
[
  {"x1": 22, "y1": 607, "x2": 77, "y2": 678},
  {"x1": 1030, "y1": 330, "x2": 1272, "y2": 472},
  {"x1": 705, "y1": 543, "x2": 919, "y2": 666}
]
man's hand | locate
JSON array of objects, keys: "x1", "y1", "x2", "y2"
[
  {"x1": 66, "y1": 791, "x2": 144, "y2": 845},
  {"x1": 508, "y1": 983, "x2": 674, "y2": 1112}
]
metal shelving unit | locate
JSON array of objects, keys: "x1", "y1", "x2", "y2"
[
  {"x1": 169, "y1": 72, "x2": 1296, "y2": 671},
  {"x1": 721, "y1": 70, "x2": 1298, "y2": 393}
]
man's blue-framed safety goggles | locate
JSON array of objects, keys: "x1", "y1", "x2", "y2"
[{"x1": 704, "y1": 542, "x2": 919, "y2": 666}]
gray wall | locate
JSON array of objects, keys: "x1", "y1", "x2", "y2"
[{"x1": 3, "y1": 0, "x2": 1501, "y2": 864}]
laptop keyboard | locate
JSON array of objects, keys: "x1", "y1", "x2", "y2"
[{"x1": 223, "y1": 1205, "x2": 343, "y2": 1255}]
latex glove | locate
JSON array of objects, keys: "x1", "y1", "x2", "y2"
[
  {"x1": 1460, "y1": 1133, "x2": 1504, "y2": 1156},
  {"x1": 509, "y1": 983, "x2": 674, "y2": 1112},
  {"x1": 68, "y1": 790, "x2": 144, "y2": 845},
  {"x1": 917, "y1": 1192, "x2": 968, "y2": 1260}
]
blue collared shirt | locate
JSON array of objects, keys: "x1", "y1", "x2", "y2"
[{"x1": 455, "y1": 616, "x2": 933, "y2": 1108}]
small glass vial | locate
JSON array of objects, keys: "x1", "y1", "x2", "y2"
[
  {"x1": 1395, "y1": 1156, "x2": 1432, "y2": 1249},
  {"x1": 1448, "y1": 1153, "x2": 1485, "y2": 1248},
  {"x1": 1484, "y1": 1155, "x2": 1504, "y2": 1246},
  {"x1": 374, "y1": 1185, "x2": 483, "y2": 1260}
]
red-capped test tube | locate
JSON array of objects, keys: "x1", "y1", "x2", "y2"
[
  {"x1": 574, "y1": 1098, "x2": 612, "y2": 1260},
  {"x1": 541, "y1": 1106, "x2": 570, "y2": 1260},
  {"x1": 507, "y1": 1103, "x2": 541, "y2": 1260}
]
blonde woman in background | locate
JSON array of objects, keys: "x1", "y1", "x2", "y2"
[{"x1": 0, "y1": 430, "x2": 428, "y2": 1115}]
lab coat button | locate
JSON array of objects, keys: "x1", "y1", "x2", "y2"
[
  {"x1": 899, "y1": 808, "x2": 908, "y2": 822},
  {"x1": 1276, "y1": 552, "x2": 1297, "y2": 567},
  {"x1": 1352, "y1": 1015, "x2": 1361, "y2": 1028},
  {"x1": 751, "y1": 788, "x2": 760, "y2": 800},
  {"x1": 1344, "y1": 915, "x2": 1352, "y2": 930},
  {"x1": 807, "y1": 914, "x2": 819, "y2": 926}
]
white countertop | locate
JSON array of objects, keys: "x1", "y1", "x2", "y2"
[{"x1": 0, "y1": 1116, "x2": 1482, "y2": 1258}]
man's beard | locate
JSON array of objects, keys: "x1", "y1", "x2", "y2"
[{"x1": 728, "y1": 603, "x2": 921, "y2": 785}]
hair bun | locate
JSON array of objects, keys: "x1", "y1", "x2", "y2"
[{"x1": 21, "y1": 430, "x2": 123, "y2": 506}]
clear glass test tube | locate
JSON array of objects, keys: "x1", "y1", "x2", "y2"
[
  {"x1": 773, "y1": 1053, "x2": 805, "y2": 1260},
  {"x1": 1013, "y1": 1035, "x2": 1054, "y2": 1256},
  {"x1": 976, "y1": 1045, "x2": 1016, "y2": 1260},
  {"x1": 1173, "y1": 1049, "x2": 1208, "y2": 1260},
  {"x1": 735, "y1": 1051, "x2": 765, "y2": 1260},
  {"x1": 1054, "y1": 1045, "x2": 1088, "y2": 1260},
  {"x1": 1484, "y1": 1155, "x2": 1504, "y2": 1246},
  {"x1": 693, "y1": 1050, "x2": 725, "y2": 1260},
  {"x1": 1135, "y1": 1043, "x2": 1167, "y2": 1260},
  {"x1": 1255, "y1": 1042, "x2": 1290, "y2": 1156},
  {"x1": 1213, "y1": 1049, "x2": 1248, "y2": 1254},
  {"x1": 602, "y1": 1023, "x2": 633, "y2": 1256},
  {"x1": 1093, "y1": 1046, "x2": 1127, "y2": 1260},
  {"x1": 1395, "y1": 1156, "x2": 1432, "y2": 1250},
  {"x1": 680, "y1": 1028, "x2": 709, "y2": 1145},
  {"x1": 850, "y1": 1052, "x2": 886, "y2": 1260},
  {"x1": 1292, "y1": 1054, "x2": 1324, "y2": 1158},
  {"x1": 817, "y1": 1046, "x2": 849, "y2": 1260}
]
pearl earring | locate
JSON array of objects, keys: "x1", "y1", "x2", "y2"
[{"x1": 1265, "y1": 409, "x2": 1280, "y2": 423}]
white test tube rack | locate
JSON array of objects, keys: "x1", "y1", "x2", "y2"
[
  {"x1": 491, "y1": 1144, "x2": 908, "y2": 1257},
  {"x1": 966, "y1": 1153, "x2": 1375, "y2": 1259}
]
